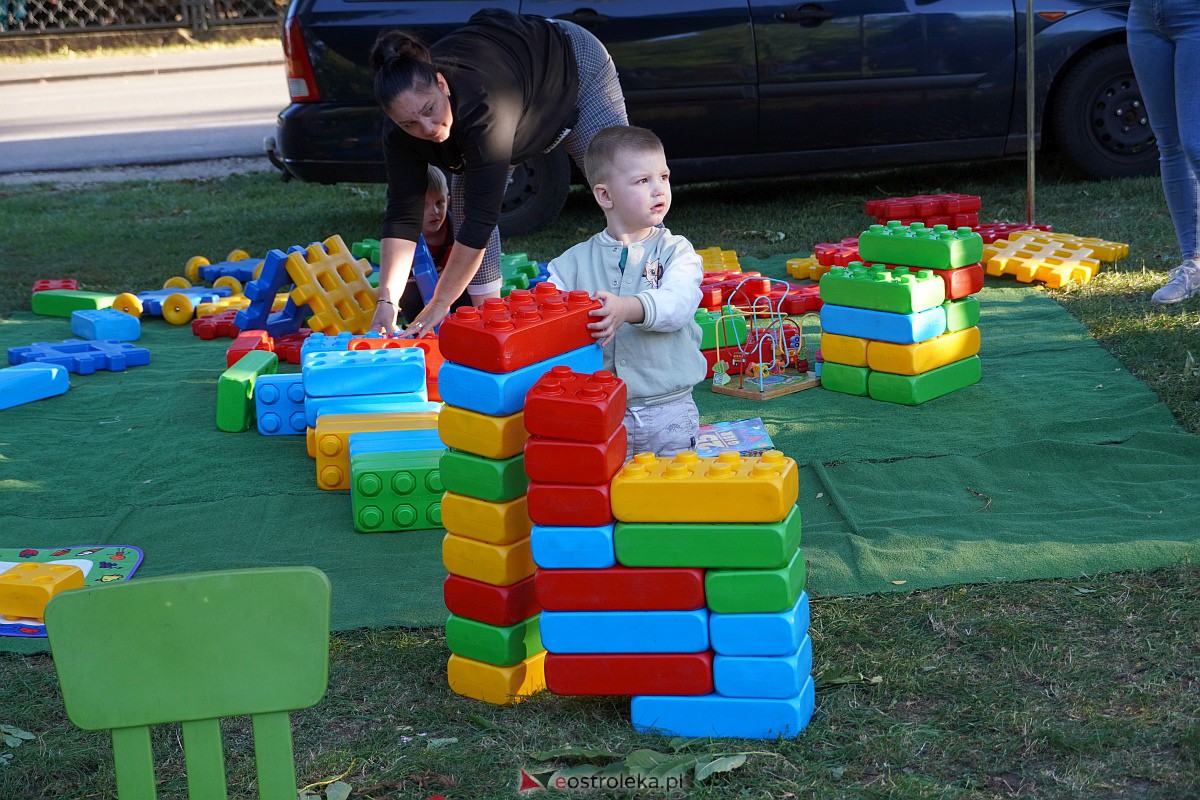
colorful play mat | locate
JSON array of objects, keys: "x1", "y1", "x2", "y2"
[{"x1": 0, "y1": 546, "x2": 143, "y2": 638}]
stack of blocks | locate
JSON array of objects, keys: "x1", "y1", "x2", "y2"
[
  {"x1": 819, "y1": 221, "x2": 984, "y2": 405},
  {"x1": 435, "y1": 285, "x2": 604, "y2": 704}
]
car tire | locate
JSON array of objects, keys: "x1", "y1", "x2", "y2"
[
  {"x1": 499, "y1": 147, "x2": 572, "y2": 237},
  {"x1": 1050, "y1": 44, "x2": 1158, "y2": 179}
]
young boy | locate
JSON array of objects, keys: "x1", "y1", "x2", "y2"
[
  {"x1": 546, "y1": 124, "x2": 707, "y2": 457},
  {"x1": 397, "y1": 165, "x2": 470, "y2": 324}
]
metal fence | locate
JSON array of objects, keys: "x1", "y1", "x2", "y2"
[{"x1": 0, "y1": 0, "x2": 285, "y2": 35}]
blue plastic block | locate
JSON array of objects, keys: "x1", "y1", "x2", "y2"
[
  {"x1": 413, "y1": 235, "x2": 439, "y2": 304},
  {"x1": 438, "y1": 344, "x2": 604, "y2": 416},
  {"x1": 299, "y1": 331, "x2": 358, "y2": 359},
  {"x1": 632, "y1": 676, "x2": 815, "y2": 739},
  {"x1": 8, "y1": 340, "x2": 151, "y2": 374},
  {"x1": 255, "y1": 373, "x2": 307, "y2": 436},
  {"x1": 710, "y1": 591, "x2": 810, "y2": 657},
  {"x1": 0, "y1": 363, "x2": 69, "y2": 410},
  {"x1": 197, "y1": 258, "x2": 260, "y2": 285},
  {"x1": 235, "y1": 247, "x2": 296, "y2": 331},
  {"x1": 303, "y1": 347, "x2": 426, "y2": 398},
  {"x1": 348, "y1": 428, "x2": 446, "y2": 457},
  {"x1": 713, "y1": 635, "x2": 813, "y2": 699},
  {"x1": 70, "y1": 308, "x2": 140, "y2": 342},
  {"x1": 139, "y1": 287, "x2": 230, "y2": 316},
  {"x1": 539, "y1": 608, "x2": 709, "y2": 654},
  {"x1": 304, "y1": 392, "x2": 433, "y2": 427},
  {"x1": 820, "y1": 302, "x2": 947, "y2": 344},
  {"x1": 531, "y1": 523, "x2": 617, "y2": 569}
]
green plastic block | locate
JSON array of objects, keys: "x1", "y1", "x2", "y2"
[
  {"x1": 868, "y1": 355, "x2": 981, "y2": 405},
  {"x1": 614, "y1": 506, "x2": 801, "y2": 569},
  {"x1": 858, "y1": 222, "x2": 984, "y2": 270},
  {"x1": 694, "y1": 305, "x2": 750, "y2": 350},
  {"x1": 351, "y1": 449, "x2": 444, "y2": 532},
  {"x1": 31, "y1": 289, "x2": 117, "y2": 317},
  {"x1": 943, "y1": 296, "x2": 981, "y2": 333},
  {"x1": 705, "y1": 547, "x2": 806, "y2": 613},
  {"x1": 439, "y1": 448, "x2": 528, "y2": 503},
  {"x1": 819, "y1": 362, "x2": 870, "y2": 396},
  {"x1": 216, "y1": 350, "x2": 278, "y2": 432},
  {"x1": 445, "y1": 612, "x2": 542, "y2": 667},
  {"x1": 351, "y1": 238, "x2": 382, "y2": 264},
  {"x1": 516, "y1": 263, "x2": 542, "y2": 280},
  {"x1": 818, "y1": 263, "x2": 946, "y2": 314}
]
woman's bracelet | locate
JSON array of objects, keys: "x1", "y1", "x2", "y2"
[{"x1": 378, "y1": 299, "x2": 394, "y2": 305}]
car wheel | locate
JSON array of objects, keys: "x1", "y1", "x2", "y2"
[
  {"x1": 1050, "y1": 44, "x2": 1158, "y2": 179},
  {"x1": 499, "y1": 147, "x2": 571, "y2": 237}
]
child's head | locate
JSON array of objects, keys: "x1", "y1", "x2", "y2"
[
  {"x1": 423, "y1": 165, "x2": 449, "y2": 238},
  {"x1": 585, "y1": 125, "x2": 671, "y2": 235}
]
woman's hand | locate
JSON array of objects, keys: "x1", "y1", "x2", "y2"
[
  {"x1": 400, "y1": 297, "x2": 452, "y2": 338},
  {"x1": 371, "y1": 299, "x2": 400, "y2": 336}
]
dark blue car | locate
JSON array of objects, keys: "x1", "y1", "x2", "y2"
[{"x1": 272, "y1": 1, "x2": 1152, "y2": 234}]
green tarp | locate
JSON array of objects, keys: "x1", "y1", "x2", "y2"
[{"x1": 2, "y1": 262, "x2": 1198, "y2": 654}]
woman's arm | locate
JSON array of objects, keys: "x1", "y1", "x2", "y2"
[
  {"x1": 370, "y1": 236, "x2": 418, "y2": 335},
  {"x1": 400, "y1": 242, "x2": 487, "y2": 336}
]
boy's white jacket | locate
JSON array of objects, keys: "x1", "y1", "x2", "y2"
[{"x1": 546, "y1": 226, "x2": 707, "y2": 407}]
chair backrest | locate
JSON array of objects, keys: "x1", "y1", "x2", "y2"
[{"x1": 45, "y1": 567, "x2": 332, "y2": 800}]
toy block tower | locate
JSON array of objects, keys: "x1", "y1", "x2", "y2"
[
  {"x1": 819, "y1": 222, "x2": 984, "y2": 405},
  {"x1": 436, "y1": 287, "x2": 605, "y2": 705}
]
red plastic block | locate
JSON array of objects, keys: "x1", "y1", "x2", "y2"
[
  {"x1": 535, "y1": 566, "x2": 706, "y2": 611},
  {"x1": 545, "y1": 652, "x2": 713, "y2": 696},
  {"x1": 776, "y1": 283, "x2": 823, "y2": 314},
  {"x1": 226, "y1": 330, "x2": 273, "y2": 367},
  {"x1": 526, "y1": 481, "x2": 614, "y2": 527},
  {"x1": 273, "y1": 329, "x2": 313, "y2": 364},
  {"x1": 865, "y1": 193, "x2": 981, "y2": 224},
  {"x1": 191, "y1": 309, "x2": 242, "y2": 340},
  {"x1": 444, "y1": 573, "x2": 540, "y2": 627},
  {"x1": 700, "y1": 348, "x2": 747, "y2": 378},
  {"x1": 524, "y1": 367, "x2": 627, "y2": 443},
  {"x1": 437, "y1": 285, "x2": 600, "y2": 373},
  {"x1": 973, "y1": 221, "x2": 1054, "y2": 244},
  {"x1": 32, "y1": 279, "x2": 78, "y2": 293},
  {"x1": 813, "y1": 237, "x2": 860, "y2": 267},
  {"x1": 923, "y1": 263, "x2": 984, "y2": 299},
  {"x1": 524, "y1": 425, "x2": 627, "y2": 485}
]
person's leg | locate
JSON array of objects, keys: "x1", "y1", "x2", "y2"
[
  {"x1": 552, "y1": 20, "x2": 629, "y2": 173},
  {"x1": 1164, "y1": 0, "x2": 1200, "y2": 263},
  {"x1": 624, "y1": 395, "x2": 700, "y2": 459},
  {"x1": 450, "y1": 172, "x2": 504, "y2": 298}
]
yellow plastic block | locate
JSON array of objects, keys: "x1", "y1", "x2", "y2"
[
  {"x1": 820, "y1": 332, "x2": 869, "y2": 367},
  {"x1": 286, "y1": 234, "x2": 377, "y2": 335},
  {"x1": 441, "y1": 492, "x2": 531, "y2": 545},
  {"x1": 442, "y1": 532, "x2": 535, "y2": 586},
  {"x1": 867, "y1": 326, "x2": 981, "y2": 375},
  {"x1": 314, "y1": 411, "x2": 439, "y2": 490},
  {"x1": 1022, "y1": 231, "x2": 1129, "y2": 263},
  {"x1": 786, "y1": 256, "x2": 831, "y2": 282},
  {"x1": 983, "y1": 237, "x2": 1101, "y2": 288},
  {"x1": 0, "y1": 563, "x2": 85, "y2": 620},
  {"x1": 447, "y1": 651, "x2": 546, "y2": 705},
  {"x1": 611, "y1": 451, "x2": 799, "y2": 524},
  {"x1": 195, "y1": 295, "x2": 251, "y2": 317},
  {"x1": 438, "y1": 405, "x2": 527, "y2": 460},
  {"x1": 695, "y1": 246, "x2": 741, "y2": 273}
]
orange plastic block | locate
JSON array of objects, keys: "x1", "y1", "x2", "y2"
[
  {"x1": 442, "y1": 532, "x2": 536, "y2": 586},
  {"x1": 819, "y1": 332, "x2": 869, "y2": 368},
  {"x1": 524, "y1": 367, "x2": 627, "y2": 443},
  {"x1": 0, "y1": 562, "x2": 85, "y2": 620},
  {"x1": 441, "y1": 491, "x2": 532, "y2": 545},
  {"x1": 866, "y1": 326, "x2": 981, "y2": 375},
  {"x1": 447, "y1": 651, "x2": 546, "y2": 705},
  {"x1": 983, "y1": 237, "x2": 1101, "y2": 288},
  {"x1": 313, "y1": 410, "x2": 439, "y2": 490},
  {"x1": 285, "y1": 234, "x2": 377, "y2": 335},
  {"x1": 437, "y1": 285, "x2": 600, "y2": 373},
  {"x1": 786, "y1": 256, "x2": 832, "y2": 282},
  {"x1": 611, "y1": 451, "x2": 799, "y2": 524},
  {"x1": 438, "y1": 405, "x2": 528, "y2": 460},
  {"x1": 695, "y1": 246, "x2": 741, "y2": 273}
]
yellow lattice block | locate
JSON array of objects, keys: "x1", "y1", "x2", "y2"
[
  {"x1": 820, "y1": 332, "x2": 870, "y2": 367},
  {"x1": 447, "y1": 651, "x2": 546, "y2": 705},
  {"x1": 438, "y1": 406, "x2": 528, "y2": 460},
  {"x1": 441, "y1": 492, "x2": 531, "y2": 545},
  {"x1": 313, "y1": 411, "x2": 439, "y2": 490},
  {"x1": 983, "y1": 237, "x2": 1102, "y2": 288},
  {"x1": 696, "y1": 246, "x2": 742, "y2": 273},
  {"x1": 287, "y1": 234, "x2": 377, "y2": 334},
  {"x1": 786, "y1": 256, "x2": 830, "y2": 282},
  {"x1": 867, "y1": 326, "x2": 981, "y2": 375},
  {"x1": 442, "y1": 532, "x2": 536, "y2": 586},
  {"x1": 0, "y1": 563, "x2": 85, "y2": 620},
  {"x1": 1018, "y1": 232, "x2": 1129, "y2": 262},
  {"x1": 611, "y1": 450, "x2": 799, "y2": 523}
]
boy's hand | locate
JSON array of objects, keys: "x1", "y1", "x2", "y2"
[{"x1": 588, "y1": 292, "x2": 643, "y2": 346}]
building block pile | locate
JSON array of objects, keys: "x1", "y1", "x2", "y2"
[
  {"x1": 435, "y1": 287, "x2": 604, "y2": 705},
  {"x1": 819, "y1": 222, "x2": 983, "y2": 405}
]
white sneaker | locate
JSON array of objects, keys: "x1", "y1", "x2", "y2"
[{"x1": 1151, "y1": 262, "x2": 1200, "y2": 305}]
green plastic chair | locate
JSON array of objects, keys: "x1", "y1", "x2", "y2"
[{"x1": 45, "y1": 567, "x2": 332, "y2": 799}]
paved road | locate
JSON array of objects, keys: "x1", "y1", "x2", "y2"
[{"x1": 0, "y1": 45, "x2": 288, "y2": 174}]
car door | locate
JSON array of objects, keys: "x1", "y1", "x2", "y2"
[
  {"x1": 752, "y1": 0, "x2": 1015, "y2": 155},
  {"x1": 520, "y1": 0, "x2": 757, "y2": 160}
]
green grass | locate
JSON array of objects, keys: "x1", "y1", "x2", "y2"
[{"x1": 1, "y1": 157, "x2": 1198, "y2": 798}]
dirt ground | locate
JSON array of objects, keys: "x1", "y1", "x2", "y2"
[{"x1": 0, "y1": 156, "x2": 277, "y2": 187}]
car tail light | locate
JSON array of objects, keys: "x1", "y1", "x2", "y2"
[{"x1": 284, "y1": 17, "x2": 320, "y2": 102}]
